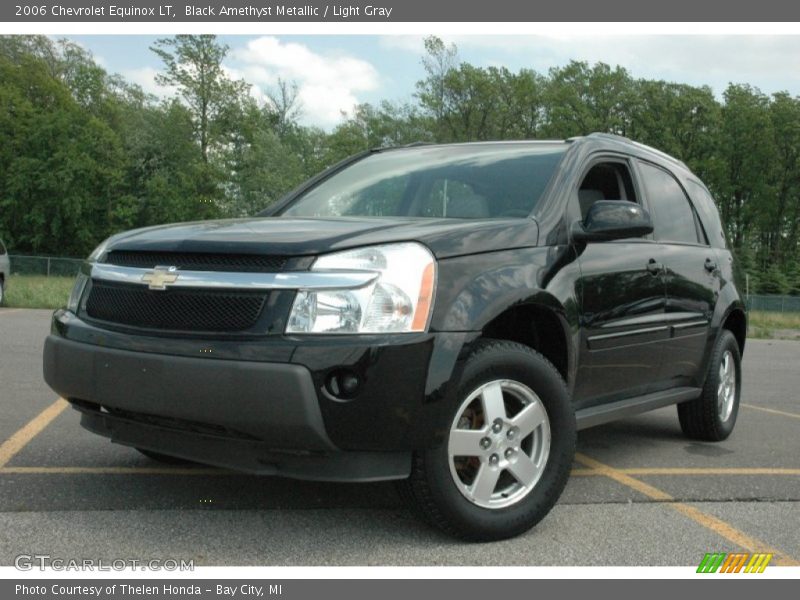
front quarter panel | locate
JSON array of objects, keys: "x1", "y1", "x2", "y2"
[{"x1": 430, "y1": 244, "x2": 581, "y2": 384}]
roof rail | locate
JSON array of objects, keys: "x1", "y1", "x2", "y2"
[
  {"x1": 587, "y1": 132, "x2": 633, "y2": 144},
  {"x1": 371, "y1": 140, "x2": 435, "y2": 152},
  {"x1": 585, "y1": 132, "x2": 689, "y2": 171}
]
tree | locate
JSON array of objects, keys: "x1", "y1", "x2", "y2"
[
  {"x1": 151, "y1": 35, "x2": 249, "y2": 163},
  {"x1": 267, "y1": 78, "x2": 303, "y2": 138},
  {"x1": 416, "y1": 35, "x2": 458, "y2": 136},
  {"x1": 714, "y1": 85, "x2": 775, "y2": 254},
  {"x1": 544, "y1": 61, "x2": 636, "y2": 137}
]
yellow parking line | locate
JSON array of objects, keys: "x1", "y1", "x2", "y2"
[
  {"x1": 742, "y1": 403, "x2": 800, "y2": 420},
  {"x1": 618, "y1": 467, "x2": 800, "y2": 476},
  {"x1": 570, "y1": 468, "x2": 596, "y2": 476},
  {"x1": 0, "y1": 466, "x2": 228, "y2": 475},
  {"x1": 575, "y1": 453, "x2": 799, "y2": 566},
  {"x1": 0, "y1": 309, "x2": 21, "y2": 315},
  {"x1": 0, "y1": 398, "x2": 68, "y2": 468}
]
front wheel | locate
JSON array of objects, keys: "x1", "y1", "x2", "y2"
[{"x1": 397, "y1": 339, "x2": 576, "y2": 541}]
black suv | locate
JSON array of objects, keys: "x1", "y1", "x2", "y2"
[{"x1": 43, "y1": 133, "x2": 746, "y2": 541}]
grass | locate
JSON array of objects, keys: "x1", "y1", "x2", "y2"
[
  {"x1": 2, "y1": 274, "x2": 74, "y2": 309},
  {"x1": 747, "y1": 310, "x2": 800, "y2": 330},
  {"x1": 747, "y1": 311, "x2": 800, "y2": 340}
]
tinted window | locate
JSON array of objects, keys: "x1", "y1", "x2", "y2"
[
  {"x1": 0, "y1": 240, "x2": 5, "y2": 254},
  {"x1": 686, "y1": 180, "x2": 725, "y2": 247},
  {"x1": 639, "y1": 162, "x2": 700, "y2": 244},
  {"x1": 280, "y1": 144, "x2": 566, "y2": 219}
]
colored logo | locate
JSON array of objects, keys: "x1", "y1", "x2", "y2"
[
  {"x1": 697, "y1": 552, "x2": 772, "y2": 573},
  {"x1": 141, "y1": 266, "x2": 179, "y2": 290}
]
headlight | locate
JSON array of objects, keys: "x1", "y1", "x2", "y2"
[
  {"x1": 66, "y1": 272, "x2": 89, "y2": 313},
  {"x1": 286, "y1": 242, "x2": 436, "y2": 334},
  {"x1": 68, "y1": 237, "x2": 109, "y2": 313}
]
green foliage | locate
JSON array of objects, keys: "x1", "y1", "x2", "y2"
[
  {"x1": 0, "y1": 31, "x2": 800, "y2": 295},
  {"x1": 759, "y1": 264, "x2": 790, "y2": 295}
]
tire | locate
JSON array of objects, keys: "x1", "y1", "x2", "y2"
[
  {"x1": 397, "y1": 339, "x2": 576, "y2": 542},
  {"x1": 136, "y1": 448, "x2": 195, "y2": 465},
  {"x1": 0, "y1": 278, "x2": 4, "y2": 306},
  {"x1": 678, "y1": 329, "x2": 742, "y2": 441}
]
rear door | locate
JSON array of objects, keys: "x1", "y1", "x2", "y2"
[{"x1": 636, "y1": 161, "x2": 719, "y2": 388}]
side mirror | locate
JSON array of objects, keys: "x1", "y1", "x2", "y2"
[{"x1": 572, "y1": 200, "x2": 654, "y2": 242}]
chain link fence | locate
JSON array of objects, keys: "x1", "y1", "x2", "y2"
[
  {"x1": 9, "y1": 255, "x2": 83, "y2": 277},
  {"x1": 746, "y1": 294, "x2": 800, "y2": 313}
]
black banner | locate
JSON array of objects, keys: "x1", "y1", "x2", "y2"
[
  {"x1": 4, "y1": 579, "x2": 798, "y2": 599},
  {"x1": 3, "y1": 0, "x2": 800, "y2": 22}
]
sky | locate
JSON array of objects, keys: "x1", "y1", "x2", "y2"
[{"x1": 70, "y1": 34, "x2": 800, "y2": 129}]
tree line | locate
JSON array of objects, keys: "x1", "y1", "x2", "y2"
[{"x1": 1, "y1": 34, "x2": 799, "y2": 294}]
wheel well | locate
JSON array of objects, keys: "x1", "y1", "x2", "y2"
[
  {"x1": 722, "y1": 308, "x2": 747, "y2": 355},
  {"x1": 722, "y1": 308, "x2": 747, "y2": 354},
  {"x1": 481, "y1": 305, "x2": 569, "y2": 382}
]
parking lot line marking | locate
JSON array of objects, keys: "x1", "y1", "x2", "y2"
[
  {"x1": 0, "y1": 309, "x2": 21, "y2": 315},
  {"x1": 570, "y1": 468, "x2": 596, "y2": 476},
  {"x1": 0, "y1": 466, "x2": 228, "y2": 475},
  {"x1": 0, "y1": 398, "x2": 68, "y2": 468},
  {"x1": 618, "y1": 467, "x2": 800, "y2": 476},
  {"x1": 575, "y1": 453, "x2": 672, "y2": 499},
  {"x1": 575, "y1": 452, "x2": 800, "y2": 566},
  {"x1": 741, "y1": 403, "x2": 800, "y2": 420}
]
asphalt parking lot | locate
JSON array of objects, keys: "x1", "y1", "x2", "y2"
[{"x1": 0, "y1": 308, "x2": 798, "y2": 566}]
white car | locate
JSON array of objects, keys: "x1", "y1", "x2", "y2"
[{"x1": 0, "y1": 239, "x2": 8, "y2": 305}]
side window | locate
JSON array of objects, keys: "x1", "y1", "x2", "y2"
[
  {"x1": 638, "y1": 162, "x2": 701, "y2": 244},
  {"x1": 0, "y1": 240, "x2": 6, "y2": 254},
  {"x1": 578, "y1": 161, "x2": 638, "y2": 221}
]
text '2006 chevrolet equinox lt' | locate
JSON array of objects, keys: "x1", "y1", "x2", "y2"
[{"x1": 43, "y1": 133, "x2": 746, "y2": 541}]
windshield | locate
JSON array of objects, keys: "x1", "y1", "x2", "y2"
[{"x1": 279, "y1": 144, "x2": 567, "y2": 219}]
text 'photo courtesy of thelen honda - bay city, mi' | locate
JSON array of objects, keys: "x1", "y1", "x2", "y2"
[{"x1": 43, "y1": 133, "x2": 746, "y2": 541}]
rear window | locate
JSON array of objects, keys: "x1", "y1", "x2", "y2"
[
  {"x1": 279, "y1": 144, "x2": 566, "y2": 219},
  {"x1": 686, "y1": 180, "x2": 726, "y2": 248},
  {"x1": 639, "y1": 162, "x2": 703, "y2": 245}
]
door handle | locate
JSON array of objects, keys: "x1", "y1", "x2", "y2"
[
  {"x1": 704, "y1": 258, "x2": 717, "y2": 272},
  {"x1": 646, "y1": 258, "x2": 662, "y2": 275}
]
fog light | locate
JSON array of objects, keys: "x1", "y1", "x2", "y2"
[{"x1": 324, "y1": 370, "x2": 362, "y2": 400}]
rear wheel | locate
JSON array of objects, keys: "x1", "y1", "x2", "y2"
[
  {"x1": 397, "y1": 339, "x2": 576, "y2": 541},
  {"x1": 678, "y1": 329, "x2": 741, "y2": 441},
  {"x1": 0, "y1": 278, "x2": 5, "y2": 306}
]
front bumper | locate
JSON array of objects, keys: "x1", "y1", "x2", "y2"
[{"x1": 43, "y1": 310, "x2": 472, "y2": 481}]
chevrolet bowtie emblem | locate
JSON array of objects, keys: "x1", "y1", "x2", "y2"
[{"x1": 141, "y1": 266, "x2": 179, "y2": 290}]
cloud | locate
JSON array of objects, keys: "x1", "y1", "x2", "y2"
[
  {"x1": 229, "y1": 36, "x2": 380, "y2": 128},
  {"x1": 121, "y1": 66, "x2": 176, "y2": 98},
  {"x1": 379, "y1": 35, "x2": 800, "y2": 97}
]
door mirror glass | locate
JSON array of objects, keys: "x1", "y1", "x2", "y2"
[{"x1": 573, "y1": 200, "x2": 654, "y2": 242}]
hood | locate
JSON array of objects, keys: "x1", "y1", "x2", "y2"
[{"x1": 103, "y1": 216, "x2": 539, "y2": 260}]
